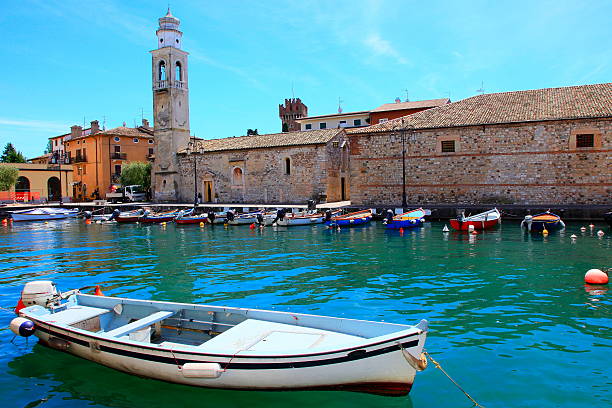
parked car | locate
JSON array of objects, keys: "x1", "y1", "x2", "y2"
[{"x1": 106, "y1": 185, "x2": 146, "y2": 203}]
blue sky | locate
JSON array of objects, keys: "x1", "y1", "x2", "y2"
[{"x1": 1, "y1": 0, "x2": 610, "y2": 158}]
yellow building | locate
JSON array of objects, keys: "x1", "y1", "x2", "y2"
[{"x1": 0, "y1": 163, "x2": 73, "y2": 203}]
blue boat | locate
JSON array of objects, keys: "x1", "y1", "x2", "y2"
[
  {"x1": 327, "y1": 209, "x2": 372, "y2": 227},
  {"x1": 521, "y1": 211, "x2": 565, "y2": 232},
  {"x1": 384, "y1": 208, "x2": 426, "y2": 229}
]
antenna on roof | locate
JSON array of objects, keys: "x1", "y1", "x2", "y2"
[
  {"x1": 102, "y1": 116, "x2": 106, "y2": 131},
  {"x1": 291, "y1": 82, "x2": 295, "y2": 99},
  {"x1": 403, "y1": 89, "x2": 410, "y2": 102},
  {"x1": 83, "y1": 116, "x2": 86, "y2": 128},
  {"x1": 476, "y1": 81, "x2": 485, "y2": 94},
  {"x1": 338, "y1": 97, "x2": 343, "y2": 114}
]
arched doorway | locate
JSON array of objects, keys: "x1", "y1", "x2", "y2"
[
  {"x1": 15, "y1": 176, "x2": 30, "y2": 202},
  {"x1": 48, "y1": 176, "x2": 60, "y2": 201}
]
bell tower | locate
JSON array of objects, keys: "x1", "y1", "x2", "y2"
[{"x1": 151, "y1": 8, "x2": 190, "y2": 201}]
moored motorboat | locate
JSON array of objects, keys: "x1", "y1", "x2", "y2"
[
  {"x1": 10, "y1": 207, "x2": 79, "y2": 222},
  {"x1": 113, "y1": 209, "x2": 145, "y2": 223},
  {"x1": 327, "y1": 209, "x2": 372, "y2": 227},
  {"x1": 275, "y1": 210, "x2": 339, "y2": 227},
  {"x1": 228, "y1": 211, "x2": 263, "y2": 226},
  {"x1": 175, "y1": 212, "x2": 209, "y2": 225},
  {"x1": 140, "y1": 208, "x2": 193, "y2": 224},
  {"x1": 384, "y1": 208, "x2": 425, "y2": 229},
  {"x1": 521, "y1": 211, "x2": 565, "y2": 232},
  {"x1": 12, "y1": 281, "x2": 428, "y2": 396},
  {"x1": 450, "y1": 208, "x2": 501, "y2": 231}
]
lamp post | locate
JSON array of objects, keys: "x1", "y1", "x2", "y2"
[
  {"x1": 51, "y1": 150, "x2": 67, "y2": 205},
  {"x1": 186, "y1": 135, "x2": 203, "y2": 208}
]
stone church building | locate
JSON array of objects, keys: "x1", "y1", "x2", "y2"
[{"x1": 150, "y1": 11, "x2": 349, "y2": 204}]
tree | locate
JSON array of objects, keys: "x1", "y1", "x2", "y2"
[
  {"x1": 43, "y1": 140, "x2": 53, "y2": 154},
  {"x1": 120, "y1": 161, "x2": 151, "y2": 190},
  {"x1": 246, "y1": 128, "x2": 259, "y2": 136},
  {"x1": 0, "y1": 166, "x2": 19, "y2": 191},
  {"x1": 0, "y1": 143, "x2": 26, "y2": 163}
]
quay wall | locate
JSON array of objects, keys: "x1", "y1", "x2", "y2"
[{"x1": 348, "y1": 118, "x2": 611, "y2": 206}]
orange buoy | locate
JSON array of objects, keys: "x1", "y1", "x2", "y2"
[
  {"x1": 94, "y1": 285, "x2": 105, "y2": 296},
  {"x1": 85, "y1": 219, "x2": 92, "y2": 224},
  {"x1": 249, "y1": 223, "x2": 256, "y2": 230},
  {"x1": 2, "y1": 218, "x2": 7, "y2": 225},
  {"x1": 585, "y1": 269, "x2": 608, "y2": 285},
  {"x1": 14, "y1": 299, "x2": 26, "y2": 314}
]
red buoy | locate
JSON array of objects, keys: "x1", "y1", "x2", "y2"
[
  {"x1": 249, "y1": 223, "x2": 256, "y2": 230},
  {"x1": 585, "y1": 269, "x2": 608, "y2": 285},
  {"x1": 94, "y1": 285, "x2": 105, "y2": 296},
  {"x1": 15, "y1": 299, "x2": 25, "y2": 314}
]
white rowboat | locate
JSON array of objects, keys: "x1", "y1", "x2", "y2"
[
  {"x1": 10, "y1": 208, "x2": 79, "y2": 222},
  {"x1": 13, "y1": 281, "x2": 428, "y2": 396}
]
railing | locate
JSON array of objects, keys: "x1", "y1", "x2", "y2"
[
  {"x1": 74, "y1": 155, "x2": 87, "y2": 163},
  {"x1": 153, "y1": 80, "x2": 185, "y2": 90},
  {"x1": 0, "y1": 191, "x2": 42, "y2": 203},
  {"x1": 111, "y1": 152, "x2": 127, "y2": 160}
]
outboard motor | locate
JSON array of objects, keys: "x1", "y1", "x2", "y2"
[
  {"x1": 307, "y1": 200, "x2": 316, "y2": 211},
  {"x1": 256, "y1": 213, "x2": 264, "y2": 225},
  {"x1": 226, "y1": 210, "x2": 235, "y2": 222},
  {"x1": 271, "y1": 208, "x2": 286, "y2": 225},
  {"x1": 384, "y1": 209, "x2": 394, "y2": 224},
  {"x1": 20, "y1": 281, "x2": 59, "y2": 308},
  {"x1": 325, "y1": 210, "x2": 333, "y2": 222},
  {"x1": 83, "y1": 211, "x2": 92, "y2": 220},
  {"x1": 208, "y1": 212, "x2": 216, "y2": 223},
  {"x1": 522, "y1": 215, "x2": 533, "y2": 232},
  {"x1": 108, "y1": 209, "x2": 121, "y2": 221}
]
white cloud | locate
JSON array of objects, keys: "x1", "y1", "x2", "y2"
[
  {"x1": 363, "y1": 33, "x2": 408, "y2": 65},
  {"x1": 0, "y1": 118, "x2": 69, "y2": 132}
]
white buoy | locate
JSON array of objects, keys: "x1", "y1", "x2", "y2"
[
  {"x1": 589, "y1": 224, "x2": 595, "y2": 229},
  {"x1": 570, "y1": 234, "x2": 577, "y2": 239},
  {"x1": 442, "y1": 225, "x2": 449, "y2": 232},
  {"x1": 468, "y1": 224, "x2": 475, "y2": 233},
  {"x1": 580, "y1": 226, "x2": 586, "y2": 232},
  {"x1": 597, "y1": 230, "x2": 605, "y2": 237}
]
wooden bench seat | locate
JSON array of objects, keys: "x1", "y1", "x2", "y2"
[{"x1": 105, "y1": 311, "x2": 174, "y2": 338}]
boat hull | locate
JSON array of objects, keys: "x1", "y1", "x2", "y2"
[
  {"x1": 450, "y1": 218, "x2": 499, "y2": 231},
  {"x1": 385, "y1": 218, "x2": 423, "y2": 229},
  {"x1": 10, "y1": 209, "x2": 79, "y2": 222},
  {"x1": 114, "y1": 216, "x2": 141, "y2": 223},
  {"x1": 22, "y1": 294, "x2": 427, "y2": 396},
  {"x1": 175, "y1": 217, "x2": 208, "y2": 225}
]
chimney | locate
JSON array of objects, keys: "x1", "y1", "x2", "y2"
[
  {"x1": 142, "y1": 118, "x2": 150, "y2": 129},
  {"x1": 70, "y1": 125, "x2": 82, "y2": 139},
  {"x1": 90, "y1": 120, "x2": 100, "y2": 134}
]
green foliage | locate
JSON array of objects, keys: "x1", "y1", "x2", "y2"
[
  {"x1": 43, "y1": 140, "x2": 53, "y2": 154},
  {"x1": 119, "y1": 161, "x2": 151, "y2": 190},
  {"x1": 0, "y1": 166, "x2": 19, "y2": 191},
  {"x1": 247, "y1": 128, "x2": 259, "y2": 135},
  {"x1": 0, "y1": 143, "x2": 26, "y2": 163}
]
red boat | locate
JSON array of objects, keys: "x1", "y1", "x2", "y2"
[
  {"x1": 175, "y1": 214, "x2": 209, "y2": 225},
  {"x1": 113, "y1": 209, "x2": 144, "y2": 223},
  {"x1": 450, "y1": 208, "x2": 501, "y2": 231}
]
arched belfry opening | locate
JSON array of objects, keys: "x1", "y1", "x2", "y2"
[
  {"x1": 175, "y1": 61, "x2": 182, "y2": 81},
  {"x1": 159, "y1": 60, "x2": 166, "y2": 81}
]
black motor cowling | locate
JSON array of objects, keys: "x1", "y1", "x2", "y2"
[{"x1": 226, "y1": 211, "x2": 235, "y2": 222}]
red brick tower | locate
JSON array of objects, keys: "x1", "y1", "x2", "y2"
[{"x1": 279, "y1": 98, "x2": 308, "y2": 132}]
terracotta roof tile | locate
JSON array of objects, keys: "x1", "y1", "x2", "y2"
[
  {"x1": 349, "y1": 83, "x2": 612, "y2": 133},
  {"x1": 181, "y1": 129, "x2": 343, "y2": 153},
  {"x1": 371, "y1": 98, "x2": 450, "y2": 112}
]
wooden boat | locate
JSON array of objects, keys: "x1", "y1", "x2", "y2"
[
  {"x1": 450, "y1": 208, "x2": 501, "y2": 231},
  {"x1": 140, "y1": 209, "x2": 193, "y2": 224},
  {"x1": 275, "y1": 211, "x2": 340, "y2": 227},
  {"x1": 175, "y1": 213, "x2": 209, "y2": 225},
  {"x1": 228, "y1": 211, "x2": 263, "y2": 226},
  {"x1": 384, "y1": 209, "x2": 425, "y2": 230},
  {"x1": 10, "y1": 207, "x2": 79, "y2": 222},
  {"x1": 112, "y1": 209, "x2": 145, "y2": 223},
  {"x1": 12, "y1": 281, "x2": 428, "y2": 396},
  {"x1": 327, "y1": 209, "x2": 372, "y2": 227},
  {"x1": 521, "y1": 211, "x2": 565, "y2": 232}
]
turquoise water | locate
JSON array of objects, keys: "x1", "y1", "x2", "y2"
[{"x1": 0, "y1": 220, "x2": 610, "y2": 408}]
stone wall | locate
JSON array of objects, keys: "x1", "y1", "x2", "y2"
[
  {"x1": 349, "y1": 118, "x2": 611, "y2": 206},
  {"x1": 177, "y1": 133, "x2": 349, "y2": 204}
]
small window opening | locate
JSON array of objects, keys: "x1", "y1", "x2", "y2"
[
  {"x1": 175, "y1": 62, "x2": 182, "y2": 81},
  {"x1": 576, "y1": 134, "x2": 594, "y2": 148},
  {"x1": 285, "y1": 158, "x2": 291, "y2": 175},
  {"x1": 441, "y1": 140, "x2": 456, "y2": 153},
  {"x1": 159, "y1": 61, "x2": 167, "y2": 81}
]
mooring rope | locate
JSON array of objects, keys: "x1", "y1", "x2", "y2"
[{"x1": 424, "y1": 351, "x2": 486, "y2": 408}]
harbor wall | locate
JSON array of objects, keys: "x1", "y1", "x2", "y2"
[{"x1": 348, "y1": 118, "x2": 611, "y2": 206}]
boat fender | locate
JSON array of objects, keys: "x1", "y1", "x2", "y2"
[
  {"x1": 9, "y1": 317, "x2": 35, "y2": 337},
  {"x1": 181, "y1": 362, "x2": 223, "y2": 378},
  {"x1": 585, "y1": 269, "x2": 608, "y2": 285},
  {"x1": 410, "y1": 219, "x2": 415, "y2": 224},
  {"x1": 48, "y1": 337, "x2": 70, "y2": 351},
  {"x1": 580, "y1": 226, "x2": 586, "y2": 232},
  {"x1": 113, "y1": 304, "x2": 123, "y2": 315}
]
